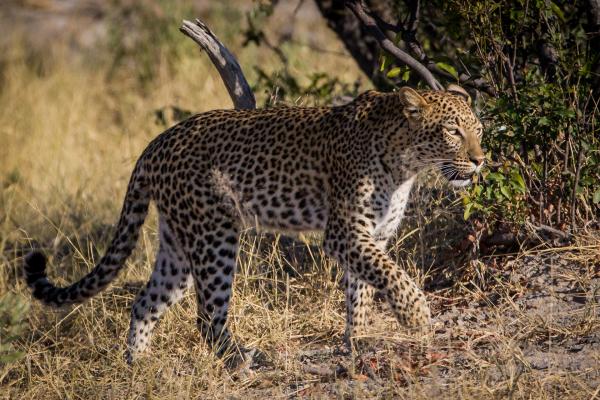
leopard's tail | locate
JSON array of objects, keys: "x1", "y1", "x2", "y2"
[{"x1": 24, "y1": 161, "x2": 151, "y2": 307}]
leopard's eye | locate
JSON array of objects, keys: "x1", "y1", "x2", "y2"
[{"x1": 444, "y1": 127, "x2": 463, "y2": 139}]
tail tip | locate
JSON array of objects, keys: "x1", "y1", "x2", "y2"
[{"x1": 24, "y1": 251, "x2": 47, "y2": 285}]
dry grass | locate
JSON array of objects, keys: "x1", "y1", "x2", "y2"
[{"x1": 1, "y1": 3, "x2": 599, "y2": 399}]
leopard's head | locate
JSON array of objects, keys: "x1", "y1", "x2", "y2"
[{"x1": 399, "y1": 85, "x2": 485, "y2": 187}]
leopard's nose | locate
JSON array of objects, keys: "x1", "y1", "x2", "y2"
[{"x1": 470, "y1": 156, "x2": 484, "y2": 166}]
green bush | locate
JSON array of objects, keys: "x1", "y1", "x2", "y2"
[
  {"x1": 315, "y1": 0, "x2": 599, "y2": 232},
  {"x1": 453, "y1": 0, "x2": 600, "y2": 230}
]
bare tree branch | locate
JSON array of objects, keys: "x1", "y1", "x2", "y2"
[
  {"x1": 401, "y1": 0, "x2": 424, "y2": 61},
  {"x1": 346, "y1": 0, "x2": 496, "y2": 96},
  {"x1": 180, "y1": 19, "x2": 256, "y2": 110},
  {"x1": 346, "y1": 0, "x2": 444, "y2": 90},
  {"x1": 400, "y1": 0, "x2": 496, "y2": 95},
  {"x1": 405, "y1": 0, "x2": 420, "y2": 32}
]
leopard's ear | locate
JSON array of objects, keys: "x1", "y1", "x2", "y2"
[
  {"x1": 446, "y1": 84, "x2": 471, "y2": 105},
  {"x1": 398, "y1": 87, "x2": 429, "y2": 122}
]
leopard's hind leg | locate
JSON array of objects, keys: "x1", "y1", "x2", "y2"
[
  {"x1": 182, "y1": 205, "x2": 239, "y2": 356},
  {"x1": 126, "y1": 218, "x2": 192, "y2": 363}
]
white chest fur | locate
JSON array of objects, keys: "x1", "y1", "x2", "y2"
[{"x1": 373, "y1": 176, "x2": 415, "y2": 242}]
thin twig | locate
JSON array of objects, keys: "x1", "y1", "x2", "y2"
[
  {"x1": 301, "y1": 363, "x2": 348, "y2": 378},
  {"x1": 570, "y1": 145, "x2": 585, "y2": 231},
  {"x1": 402, "y1": 0, "x2": 422, "y2": 59},
  {"x1": 534, "y1": 224, "x2": 571, "y2": 240}
]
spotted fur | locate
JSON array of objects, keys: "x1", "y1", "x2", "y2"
[{"x1": 24, "y1": 86, "x2": 485, "y2": 361}]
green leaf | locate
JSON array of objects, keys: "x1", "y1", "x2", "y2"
[
  {"x1": 485, "y1": 186, "x2": 493, "y2": 200},
  {"x1": 537, "y1": 116, "x2": 550, "y2": 127},
  {"x1": 593, "y1": 189, "x2": 600, "y2": 204},
  {"x1": 550, "y1": 2, "x2": 566, "y2": 22},
  {"x1": 511, "y1": 171, "x2": 526, "y2": 190},
  {"x1": 500, "y1": 185, "x2": 511, "y2": 199},
  {"x1": 486, "y1": 172, "x2": 504, "y2": 182},
  {"x1": 436, "y1": 62, "x2": 458, "y2": 79},
  {"x1": 379, "y1": 54, "x2": 389, "y2": 72},
  {"x1": 401, "y1": 69, "x2": 411, "y2": 82},
  {"x1": 387, "y1": 67, "x2": 402, "y2": 78},
  {"x1": 464, "y1": 202, "x2": 474, "y2": 220}
]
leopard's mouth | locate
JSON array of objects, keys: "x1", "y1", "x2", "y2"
[{"x1": 439, "y1": 163, "x2": 474, "y2": 188}]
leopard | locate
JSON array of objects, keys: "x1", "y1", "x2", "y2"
[{"x1": 24, "y1": 84, "x2": 485, "y2": 363}]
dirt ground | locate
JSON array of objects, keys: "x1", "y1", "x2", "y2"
[{"x1": 223, "y1": 238, "x2": 600, "y2": 399}]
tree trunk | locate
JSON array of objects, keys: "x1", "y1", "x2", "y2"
[{"x1": 314, "y1": 0, "x2": 397, "y2": 89}]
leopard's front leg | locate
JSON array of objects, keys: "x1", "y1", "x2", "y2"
[
  {"x1": 343, "y1": 270, "x2": 375, "y2": 342},
  {"x1": 325, "y1": 208, "x2": 431, "y2": 335}
]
